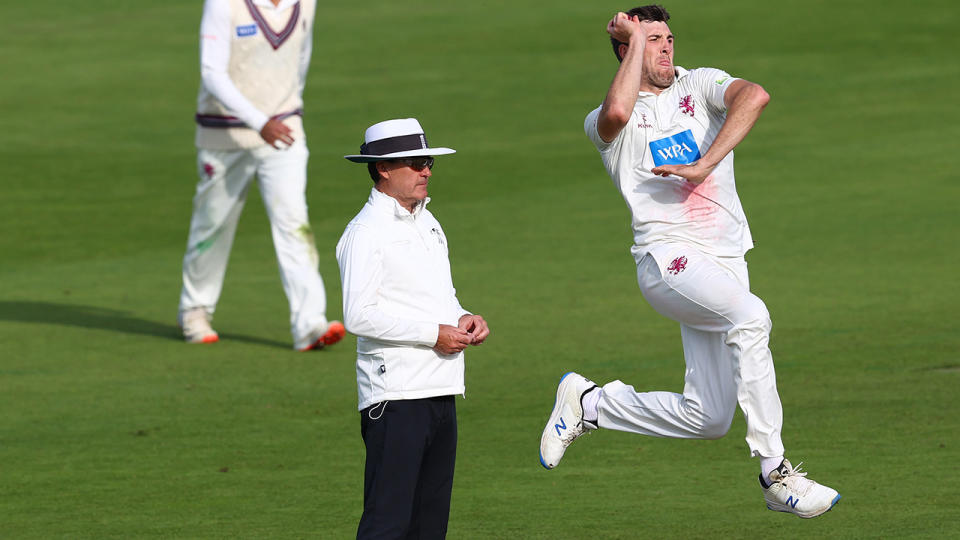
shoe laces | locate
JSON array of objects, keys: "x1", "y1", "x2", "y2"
[
  {"x1": 560, "y1": 423, "x2": 588, "y2": 445},
  {"x1": 772, "y1": 461, "x2": 815, "y2": 496}
]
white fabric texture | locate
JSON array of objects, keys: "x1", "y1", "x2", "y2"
[
  {"x1": 584, "y1": 66, "x2": 752, "y2": 263},
  {"x1": 337, "y1": 189, "x2": 471, "y2": 410},
  {"x1": 596, "y1": 245, "x2": 784, "y2": 458},
  {"x1": 179, "y1": 140, "x2": 329, "y2": 349}
]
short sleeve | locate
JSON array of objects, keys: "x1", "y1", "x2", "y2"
[{"x1": 688, "y1": 68, "x2": 739, "y2": 114}]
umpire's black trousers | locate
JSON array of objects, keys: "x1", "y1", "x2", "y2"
[{"x1": 356, "y1": 396, "x2": 457, "y2": 540}]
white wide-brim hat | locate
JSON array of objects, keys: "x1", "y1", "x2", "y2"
[{"x1": 344, "y1": 118, "x2": 456, "y2": 163}]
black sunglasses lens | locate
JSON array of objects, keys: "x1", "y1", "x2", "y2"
[{"x1": 412, "y1": 157, "x2": 434, "y2": 170}]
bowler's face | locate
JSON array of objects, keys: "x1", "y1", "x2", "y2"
[
  {"x1": 640, "y1": 20, "x2": 675, "y2": 90},
  {"x1": 376, "y1": 160, "x2": 432, "y2": 213}
]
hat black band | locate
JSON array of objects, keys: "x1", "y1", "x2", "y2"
[{"x1": 361, "y1": 133, "x2": 429, "y2": 157}]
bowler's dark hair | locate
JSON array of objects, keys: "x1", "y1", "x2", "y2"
[{"x1": 610, "y1": 5, "x2": 670, "y2": 62}]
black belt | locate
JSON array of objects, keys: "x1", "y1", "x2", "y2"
[{"x1": 195, "y1": 108, "x2": 302, "y2": 128}]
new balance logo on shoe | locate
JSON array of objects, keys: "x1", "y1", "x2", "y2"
[
  {"x1": 786, "y1": 496, "x2": 799, "y2": 508},
  {"x1": 554, "y1": 417, "x2": 567, "y2": 436}
]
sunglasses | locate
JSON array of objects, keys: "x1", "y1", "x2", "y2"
[{"x1": 392, "y1": 157, "x2": 435, "y2": 171}]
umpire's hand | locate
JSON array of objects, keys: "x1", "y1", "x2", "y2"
[{"x1": 434, "y1": 324, "x2": 472, "y2": 355}]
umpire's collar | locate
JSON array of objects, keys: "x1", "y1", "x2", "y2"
[{"x1": 369, "y1": 187, "x2": 430, "y2": 219}]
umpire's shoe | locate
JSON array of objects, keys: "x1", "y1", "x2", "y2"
[
  {"x1": 760, "y1": 459, "x2": 841, "y2": 518},
  {"x1": 539, "y1": 372, "x2": 598, "y2": 469}
]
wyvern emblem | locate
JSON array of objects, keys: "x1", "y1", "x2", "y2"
[
  {"x1": 679, "y1": 94, "x2": 695, "y2": 117},
  {"x1": 667, "y1": 256, "x2": 688, "y2": 275}
]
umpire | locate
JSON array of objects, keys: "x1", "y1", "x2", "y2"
[{"x1": 336, "y1": 118, "x2": 490, "y2": 539}]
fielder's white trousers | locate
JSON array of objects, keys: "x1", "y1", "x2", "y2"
[
  {"x1": 179, "y1": 140, "x2": 329, "y2": 349},
  {"x1": 597, "y1": 244, "x2": 785, "y2": 458}
]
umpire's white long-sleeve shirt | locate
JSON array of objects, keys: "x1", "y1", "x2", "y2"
[{"x1": 336, "y1": 188, "x2": 470, "y2": 411}]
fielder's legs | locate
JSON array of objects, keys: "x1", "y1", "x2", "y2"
[
  {"x1": 179, "y1": 148, "x2": 257, "y2": 315},
  {"x1": 597, "y1": 247, "x2": 785, "y2": 458},
  {"x1": 253, "y1": 141, "x2": 330, "y2": 349}
]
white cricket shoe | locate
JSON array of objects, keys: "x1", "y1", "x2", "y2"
[
  {"x1": 539, "y1": 372, "x2": 598, "y2": 470},
  {"x1": 761, "y1": 459, "x2": 841, "y2": 518},
  {"x1": 178, "y1": 308, "x2": 219, "y2": 344}
]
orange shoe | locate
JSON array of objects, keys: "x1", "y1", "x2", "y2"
[{"x1": 299, "y1": 321, "x2": 346, "y2": 351}]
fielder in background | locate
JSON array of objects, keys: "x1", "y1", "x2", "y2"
[
  {"x1": 337, "y1": 118, "x2": 490, "y2": 539},
  {"x1": 539, "y1": 5, "x2": 841, "y2": 518},
  {"x1": 177, "y1": 0, "x2": 344, "y2": 350}
]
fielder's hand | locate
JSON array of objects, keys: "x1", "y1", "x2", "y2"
[{"x1": 260, "y1": 118, "x2": 295, "y2": 149}]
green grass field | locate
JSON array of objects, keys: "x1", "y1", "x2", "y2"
[{"x1": 2, "y1": 0, "x2": 958, "y2": 537}]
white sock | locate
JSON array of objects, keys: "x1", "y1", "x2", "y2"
[
  {"x1": 581, "y1": 387, "x2": 601, "y2": 425},
  {"x1": 761, "y1": 456, "x2": 784, "y2": 481}
]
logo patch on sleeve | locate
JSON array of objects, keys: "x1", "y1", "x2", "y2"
[
  {"x1": 649, "y1": 129, "x2": 701, "y2": 166},
  {"x1": 236, "y1": 24, "x2": 257, "y2": 37}
]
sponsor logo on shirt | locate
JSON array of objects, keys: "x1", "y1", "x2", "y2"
[
  {"x1": 236, "y1": 24, "x2": 257, "y2": 37},
  {"x1": 679, "y1": 94, "x2": 695, "y2": 117},
  {"x1": 430, "y1": 227, "x2": 445, "y2": 247},
  {"x1": 637, "y1": 112, "x2": 653, "y2": 129},
  {"x1": 649, "y1": 129, "x2": 701, "y2": 166},
  {"x1": 715, "y1": 76, "x2": 731, "y2": 85}
]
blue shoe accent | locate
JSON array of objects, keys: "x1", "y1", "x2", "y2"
[{"x1": 830, "y1": 494, "x2": 842, "y2": 508}]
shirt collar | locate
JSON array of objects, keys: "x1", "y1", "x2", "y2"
[
  {"x1": 252, "y1": 0, "x2": 299, "y2": 11},
  {"x1": 368, "y1": 187, "x2": 430, "y2": 219}
]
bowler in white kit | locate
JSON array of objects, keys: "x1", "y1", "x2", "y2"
[{"x1": 538, "y1": 4, "x2": 841, "y2": 519}]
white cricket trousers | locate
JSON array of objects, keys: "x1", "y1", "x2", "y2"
[
  {"x1": 597, "y1": 244, "x2": 785, "y2": 458},
  {"x1": 179, "y1": 140, "x2": 328, "y2": 349}
]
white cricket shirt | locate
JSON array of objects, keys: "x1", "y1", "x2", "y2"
[
  {"x1": 585, "y1": 66, "x2": 754, "y2": 265},
  {"x1": 336, "y1": 189, "x2": 471, "y2": 411}
]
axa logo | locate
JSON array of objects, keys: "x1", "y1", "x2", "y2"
[
  {"x1": 554, "y1": 417, "x2": 567, "y2": 436},
  {"x1": 786, "y1": 496, "x2": 800, "y2": 508},
  {"x1": 203, "y1": 162, "x2": 215, "y2": 179},
  {"x1": 638, "y1": 112, "x2": 653, "y2": 129},
  {"x1": 667, "y1": 256, "x2": 688, "y2": 275},
  {"x1": 679, "y1": 94, "x2": 695, "y2": 117}
]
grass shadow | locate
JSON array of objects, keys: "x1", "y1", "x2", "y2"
[{"x1": 0, "y1": 301, "x2": 289, "y2": 349}]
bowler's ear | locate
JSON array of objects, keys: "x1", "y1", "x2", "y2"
[{"x1": 618, "y1": 43, "x2": 629, "y2": 61}]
